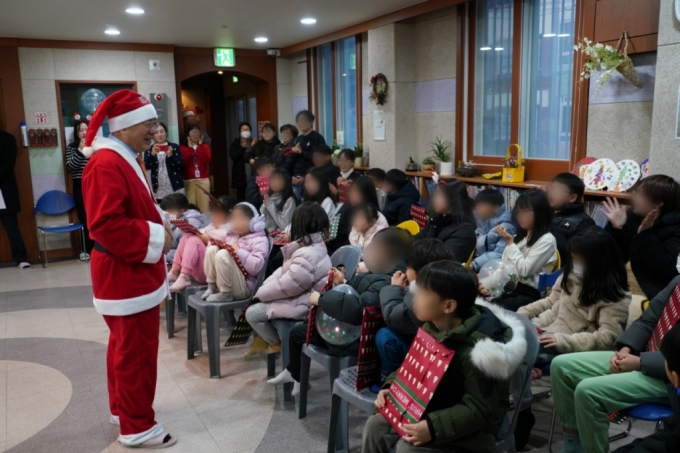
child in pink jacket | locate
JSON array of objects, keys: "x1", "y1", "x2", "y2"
[
  {"x1": 243, "y1": 202, "x2": 333, "y2": 357},
  {"x1": 201, "y1": 202, "x2": 270, "y2": 302},
  {"x1": 350, "y1": 203, "x2": 389, "y2": 273},
  {"x1": 168, "y1": 196, "x2": 234, "y2": 291}
]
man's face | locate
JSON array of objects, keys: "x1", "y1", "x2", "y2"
[
  {"x1": 117, "y1": 119, "x2": 157, "y2": 154},
  {"x1": 313, "y1": 152, "x2": 330, "y2": 167}
]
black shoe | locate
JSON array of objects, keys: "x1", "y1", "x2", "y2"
[{"x1": 514, "y1": 407, "x2": 536, "y2": 450}]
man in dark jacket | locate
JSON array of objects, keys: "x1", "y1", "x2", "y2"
[
  {"x1": 291, "y1": 110, "x2": 326, "y2": 186},
  {"x1": 381, "y1": 169, "x2": 421, "y2": 226},
  {"x1": 0, "y1": 130, "x2": 30, "y2": 269},
  {"x1": 613, "y1": 323, "x2": 680, "y2": 453},
  {"x1": 377, "y1": 238, "x2": 456, "y2": 375},
  {"x1": 547, "y1": 173, "x2": 596, "y2": 265},
  {"x1": 268, "y1": 228, "x2": 412, "y2": 395},
  {"x1": 244, "y1": 157, "x2": 273, "y2": 211}
]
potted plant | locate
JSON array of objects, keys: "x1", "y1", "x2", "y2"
[
  {"x1": 574, "y1": 33, "x2": 642, "y2": 94},
  {"x1": 456, "y1": 160, "x2": 477, "y2": 177},
  {"x1": 429, "y1": 136, "x2": 454, "y2": 175},
  {"x1": 331, "y1": 139, "x2": 340, "y2": 165},
  {"x1": 354, "y1": 142, "x2": 364, "y2": 167},
  {"x1": 422, "y1": 157, "x2": 436, "y2": 172}
]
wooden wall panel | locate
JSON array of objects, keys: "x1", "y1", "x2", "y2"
[
  {"x1": 0, "y1": 45, "x2": 38, "y2": 263},
  {"x1": 594, "y1": 0, "x2": 660, "y2": 43}
]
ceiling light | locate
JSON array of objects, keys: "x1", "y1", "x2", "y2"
[
  {"x1": 301, "y1": 18, "x2": 317, "y2": 25},
  {"x1": 480, "y1": 47, "x2": 492, "y2": 51},
  {"x1": 254, "y1": 37, "x2": 268, "y2": 43},
  {"x1": 558, "y1": 33, "x2": 570, "y2": 37},
  {"x1": 125, "y1": 7, "x2": 144, "y2": 14},
  {"x1": 105, "y1": 28, "x2": 120, "y2": 35},
  {"x1": 543, "y1": 33, "x2": 557, "y2": 37},
  {"x1": 494, "y1": 47, "x2": 503, "y2": 51},
  {"x1": 218, "y1": 71, "x2": 223, "y2": 74}
]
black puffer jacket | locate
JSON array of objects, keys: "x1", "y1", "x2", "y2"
[
  {"x1": 245, "y1": 139, "x2": 280, "y2": 172},
  {"x1": 416, "y1": 214, "x2": 477, "y2": 263},
  {"x1": 318, "y1": 271, "x2": 391, "y2": 356},
  {"x1": 380, "y1": 284, "x2": 421, "y2": 336},
  {"x1": 606, "y1": 210, "x2": 680, "y2": 299},
  {"x1": 382, "y1": 182, "x2": 421, "y2": 226},
  {"x1": 552, "y1": 203, "x2": 596, "y2": 265},
  {"x1": 271, "y1": 142, "x2": 298, "y2": 174}
]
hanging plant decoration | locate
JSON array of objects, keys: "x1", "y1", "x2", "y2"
[
  {"x1": 369, "y1": 73, "x2": 389, "y2": 105},
  {"x1": 574, "y1": 31, "x2": 642, "y2": 94}
]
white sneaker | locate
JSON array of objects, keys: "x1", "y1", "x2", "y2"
[
  {"x1": 79, "y1": 252, "x2": 90, "y2": 261},
  {"x1": 267, "y1": 369, "x2": 295, "y2": 386},
  {"x1": 292, "y1": 381, "x2": 301, "y2": 396},
  {"x1": 18, "y1": 262, "x2": 30, "y2": 269},
  {"x1": 110, "y1": 414, "x2": 120, "y2": 425}
]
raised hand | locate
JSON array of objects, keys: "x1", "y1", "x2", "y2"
[{"x1": 602, "y1": 197, "x2": 627, "y2": 229}]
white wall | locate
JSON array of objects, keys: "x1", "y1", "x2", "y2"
[{"x1": 276, "y1": 51, "x2": 308, "y2": 128}]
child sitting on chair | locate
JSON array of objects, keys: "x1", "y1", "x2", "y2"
[
  {"x1": 350, "y1": 203, "x2": 389, "y2": 273},
  {"x1": 243, "y1": 202, "x2": 333, "y2": 358},
  {"x1": 168, "y1": 196, "x2": 234, "y2": 292},
  {"x1": 267, "y1": 227, "x2": 412, "y2": 396},
  {"x1": 363, "y1": 261, "x2": 527, "y2": 453},
  {"x1": 200, "y1": 202, "x2": 270, "y2": 302},
  {"x1": 471, "y1": 188, "x2": 516, "y2": 271},
  {"x1": 377, "y1": 238, "x2": 456, "y2": 376},
  {"x1": 160, "y1": 193, "x2": 206, "y2": 263},
  {"x1": 518, "y1": 228, "x2": 631, "y2": 361}
]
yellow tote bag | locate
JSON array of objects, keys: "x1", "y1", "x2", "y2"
[{"x1": 502, "y1": 144, "x2": 525, "y2": 183}]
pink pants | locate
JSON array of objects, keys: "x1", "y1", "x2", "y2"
[{"x1": 172, "y1": 234, "x2": 207, "y2": 283}]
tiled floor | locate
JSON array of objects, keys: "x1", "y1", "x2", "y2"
[{"x1": 0, "y1": 260, "x2": 656, "y2": 452}]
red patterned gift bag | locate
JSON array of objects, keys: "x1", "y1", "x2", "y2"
[
  {"x1": 380, "y1": 328, "x2": 455, "y2": 437},
  {"x1": 306, "y1": 270, "x2": 335, "y2": 345},
  {"x1": 170, "y1": 219, "x2": 201, "y2": 235},
  {"x1": 647, "y1": 283, "x2": 680, "y2": 352},
  {"x1": 410, "y1": 205, "x2": 428, "y2": 230},
  {"x1": 210, "y1": 239, "x2": 248, "y2": 277},
  {"x1": 338, "y1": 180, "x2": 351, "y2": 204},
  {"x1": 355, "y1": 306, "x2": 385, "y2": 391},
  {"x1": 256, "y1": 175, "x2": 270, "y2": 196}
]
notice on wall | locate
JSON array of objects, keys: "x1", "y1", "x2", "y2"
[
  {"x1": 675, "y1": 86, "x2": 680, "y2": 140},
  {"x1": 35, "y1": 112, "x2": 48, "y2": 124},
  {"x1": 374, "y1": 110, "x2": 385, "y2": 141}
]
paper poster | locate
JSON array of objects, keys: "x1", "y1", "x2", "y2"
[{"x1": 374, "y1": 110, "x2": 385, "y2": 141}]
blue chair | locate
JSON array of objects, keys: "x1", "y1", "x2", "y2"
[
  {"x1": 34, "y1": 190, "x2": 85, "y2": 267},
  {"x1": 608, "y1": 403, "x2": 674, "y2": 443},
  {"x1": 537, "y1": 268, "x2": 562, "y2": 295}
]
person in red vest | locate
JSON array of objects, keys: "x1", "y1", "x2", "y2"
[{"x1": 82, "y1": 89, "x2": 176, "y2": 449}]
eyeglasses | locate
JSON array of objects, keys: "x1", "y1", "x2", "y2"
[{"x1": 142, "y1": 122, "x2": 160, "y2": 132}]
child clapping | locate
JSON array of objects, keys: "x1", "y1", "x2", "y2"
[{"x1": 201, "y1": 202, "x2": 270, "y2": 302}]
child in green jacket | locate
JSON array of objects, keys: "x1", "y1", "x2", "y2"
[{"x1": 363, "y1": 260, "x2": 527, "y2": 453}]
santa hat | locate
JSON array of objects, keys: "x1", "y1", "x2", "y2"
[
  {"x1": 182, "y1": 108, "x2": 196, "y2": 118},
  {"x1": 82, "y1": 89, "x2": 157, "y2": 157}
]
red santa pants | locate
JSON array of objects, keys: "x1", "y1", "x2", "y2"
[{"x1": 103, "y1": 305, "x2": 160, "y2": 440}]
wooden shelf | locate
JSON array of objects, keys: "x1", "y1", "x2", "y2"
[{"x1": 354, "y1": 166, "x2": 633, "y2": 199}]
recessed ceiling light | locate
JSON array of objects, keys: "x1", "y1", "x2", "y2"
[
  {"x1": 105, "y1": 28, "x2": 120, "y2": 35},
  {"x1": 254, "y1": 37, "x2": 268, "y2": 43},
  {"x1": 301, "y1": 18, "x2": 317, "y2": 25},
  {"x1": 494, "y1": 47, "x2": 503, "y2": 51},
  {"x1": 558, "y1": 33, "x2": 570, "y2": 37},
  {"x1": 480, "y1": 47, "x2": 492, "y2": 51},
  {"x1": 125, "y1": 7, "x2": 144, "y2": 14},
  {"x1": 543, "y1": 33, "x2": 557, "y2": 37},
  {"x1": 217, "y1": 71, "x2": 223, "y2": 74}
]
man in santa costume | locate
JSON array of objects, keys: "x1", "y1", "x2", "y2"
[{"x1": 82, "y1": 89, "x2": 177, "y2": 449}]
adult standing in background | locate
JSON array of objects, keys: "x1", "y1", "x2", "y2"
[
  {"x1": 291, "y1": 110, "x2": 326, "y2": 193},
  {"x1": 229, "y1": 122, "x2": 257, "y2": 201},
  {"x1": 80, "y1": 89, "x2": 175, "y2": 448},
  {"x1": 0, "y1": 130, "x2": 30, "y2": 269},
  {"x1": 272, "y1": 124, "x2": 298, "y2": 174},
  {"x1": 143, "y1": 122, "x2": 184, "y2": 203},
  {"x1": 66, "y1": 118, "x2": 93, "y2": 259},
  {"x1": 180, "y1": 124, "x2": 211, "y2": 213},
  {"x1": 245, "y1": 123, "x2": 280, "y2": 170},
  {"x1": 182, "y1": 108, "x2": 211, "y2": 148}
]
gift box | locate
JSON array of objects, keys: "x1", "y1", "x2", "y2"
[
  {"x1": 256, "y1": 175, "x2": 270, "y2": 196},
  {"x1": 355, "y1": 306, "x2": 386, "y2": 390},
  {"x1": 380, "y1": 328, "x2": 455, "y2": 437},
  {"x1": 410, "y1": 205, "x2": 428, "y2": 230}
]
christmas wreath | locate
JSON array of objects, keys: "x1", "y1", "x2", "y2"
[{"x1": 369, "y1": 73, "x2": 389, "y2": 105}]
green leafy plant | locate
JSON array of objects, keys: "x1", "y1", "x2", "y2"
[
  {"x1": 331, "y1": 139, "x2": 341, "y2": 155},
  {"x1": 354, "y1": 142, "x2": 364, "y2": 158},
  {"x1": 422, "y1": 157, "x2": 435, "y2": 165},
  {"x1": 574, "y1": 37, "x2": 625, "y2": 93},
  {"x1": 429, "y1": 136, "x2": 453, "y2": 163}
]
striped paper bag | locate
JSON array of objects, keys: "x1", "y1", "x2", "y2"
[{"x1": 355, "y1": 306, "x2": 385, "y2": 390}]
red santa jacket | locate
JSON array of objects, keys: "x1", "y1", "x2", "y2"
[{"x1": 82, "y1": 137, "x2": 167, "y2": 316}]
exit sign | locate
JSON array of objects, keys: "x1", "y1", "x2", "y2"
[{"x1": 214, "y1": 48, "x2": 235, "y2": 67}]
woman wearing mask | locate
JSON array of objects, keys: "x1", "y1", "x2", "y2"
[
  {"x1": 66, "y1": 119, "x2": 93, "y2": 259},
  {"x1": 180, "y1": 125, "x2": 211, "y2": 213},
  {"x1": 229, "y1": 122, "x2": 257, "y2": 201},
  {"x1": 245, "y1": 123, "x2": 280, "y2": 172},
  {"x1": 143, "y1": 122, "x2": 184, "y2": 203}
]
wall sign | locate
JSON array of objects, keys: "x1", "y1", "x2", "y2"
[
  {"x1": 214, "y1": 48, "x2": 236, "y2": 67},
  {"x1": 373, "y1": 110, "x2": 385, "y2": 141},
  {"x1": 35, "y1": 112, "x2": 48, "y2": 124}
]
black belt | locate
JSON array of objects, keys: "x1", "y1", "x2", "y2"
[{"x1": 94, "y1": 242, "x2": 112, "y2": 254}]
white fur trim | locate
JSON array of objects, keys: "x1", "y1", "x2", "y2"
[
  {"x1": 92, "y1": 137, "x2": 153, "y2": 198},
  {"x1": 183, "y1": 110, "x2": 196, "y2": 118},
  {"x1": 118, "y1": 422, "x2": 164, "y2": 446},
  {"x1": 470, "y1": 299, "x2": 527, "y2": 380},
  {"x1": 144, "y1": 221, "x2": 165, "y2": 264},
  {"x1": 93, "y1": 281, "x2": 167, "y2": 316},
  {"x1": 108, "y1": 103, "x2": 157, "y2": 133},
  {"x1": 82, "y1": 145, "x2": 94, "y2": 157}
]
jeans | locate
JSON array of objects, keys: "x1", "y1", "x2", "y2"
[
  {"x1": 362, "y1": 414, "x2": 457, "y2": 453},
  {"x1": 244, "y1": 303, "x2": 282, "y2": 346},
  {"x1": 375, "y1": 327, "x2": 413, "y2": 376}
]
